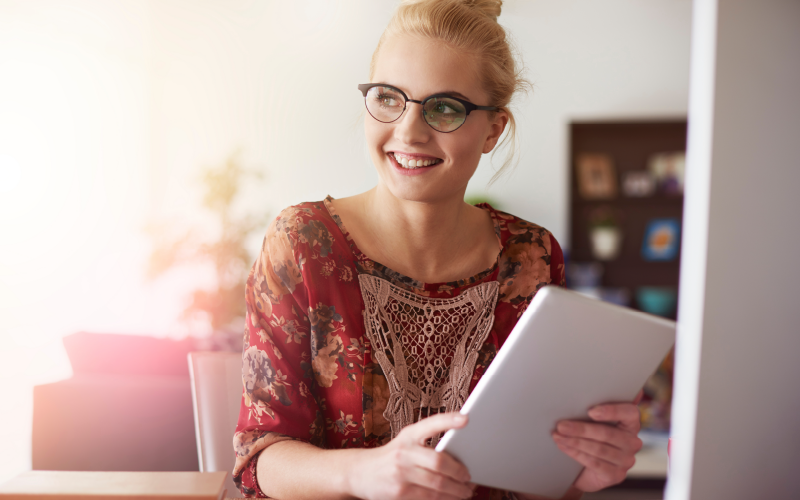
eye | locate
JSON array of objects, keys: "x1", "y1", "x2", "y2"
[
  {"x1": 434, "y1": 102, "x2": 453, "y2": 113},
  {"x1": 369, "y1": 87, "x2": 404, "y2": 109},
  {"x1": 428, "y1": 98, "x2": 464, "y2": 116},
  {"x1": 377, "y1": 93, "x2": 401, "y2": 107}
]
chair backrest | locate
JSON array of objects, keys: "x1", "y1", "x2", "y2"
[{"x1": 187, "y1": 351, "x2": 242, "y2": 497}]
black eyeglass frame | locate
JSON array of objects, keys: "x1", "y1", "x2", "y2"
[{"x1": 358, "y1": 83, "x2": 500, "y2": 133}]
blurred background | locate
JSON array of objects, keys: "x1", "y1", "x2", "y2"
[{"x1": 0, "y1": 0, "x2": 691, "y2": 489}]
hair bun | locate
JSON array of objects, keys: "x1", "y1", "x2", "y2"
[{"x1": 400, "y1": 0, "x2": 503, "y2": 22}]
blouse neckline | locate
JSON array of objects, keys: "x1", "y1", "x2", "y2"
[{"x1": 322, "y1": 195, "x2": 504, "y2": 292}]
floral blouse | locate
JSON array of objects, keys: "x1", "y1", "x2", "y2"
[{"x1": 233, "y1": 196, "x2": 565, "y2": 499}]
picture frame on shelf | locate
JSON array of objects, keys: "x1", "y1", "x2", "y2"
[
  {"x1": 576, "y1": 153, "x2": 618, "y2": 200},
  {"x1": 641, "y1": 218, "x2": 681, "y2": 261}
]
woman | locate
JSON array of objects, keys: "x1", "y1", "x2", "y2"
[{"x1": 232, "y1": 1, "x2": 643, "y2": 498}]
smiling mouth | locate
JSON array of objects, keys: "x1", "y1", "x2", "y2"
[{"x1": 390, "y1": 152, "x2": 443, "y2": 169}]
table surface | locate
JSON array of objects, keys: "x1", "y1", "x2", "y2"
[
  {"x1": 0, "y1": 436, "x2": 665, "y2": 500},
  {"x1": 0, "y1": 471, "x2": 229, "y2": 499}
]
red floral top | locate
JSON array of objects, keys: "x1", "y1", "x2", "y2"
[{"x1": 233, "y1": 197, "x2": 565, "y2": 499}]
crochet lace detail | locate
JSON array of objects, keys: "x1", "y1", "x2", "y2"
[{"x1": 359, "y1": 274, "x2": 499, "y2": 445}]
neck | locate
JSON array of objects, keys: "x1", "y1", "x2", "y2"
[
  {"x1": 369, "y1": 184, "x2": 467, "y2": 237},
  {"x1": 359, "y1": 184, "x2": 486, "y2": 283}
]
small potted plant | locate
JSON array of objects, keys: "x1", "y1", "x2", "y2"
[{"x1": 588, "y1": 207, "x2": 623, "y2": 261}]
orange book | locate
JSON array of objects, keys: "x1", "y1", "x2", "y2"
[{"x1": 0, "y1": 471, "x2": 228, "y2": 500}]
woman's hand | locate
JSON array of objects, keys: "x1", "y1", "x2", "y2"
[
  {"x1": 551, "y1": 391, "x2": 644, "y2": 493},
  {"x1": 348, "y1": 412, "x2": 476, "y2": 500}
]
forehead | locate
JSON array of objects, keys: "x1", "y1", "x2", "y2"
[{"x1": 372, "y1": 34, "x2": 485, "y2": 102}]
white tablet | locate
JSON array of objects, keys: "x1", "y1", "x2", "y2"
[{"x1": 435, "y1": 286, "x2": 675, "y2": 498}]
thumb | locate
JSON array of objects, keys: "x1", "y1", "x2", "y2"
[{"x1": 403, "y1": 412, "x2": 468, "y2": 445}]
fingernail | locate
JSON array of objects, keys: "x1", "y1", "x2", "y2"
[
  {"x1": 557, "y1": 422, "x2": 573, "y2": 433},
  {"x1": 456, "y1": 414, "x2": 468, "y2": 424},
  {"x1": 588, "y1": 407, "x2": 603, "y2": 418}
]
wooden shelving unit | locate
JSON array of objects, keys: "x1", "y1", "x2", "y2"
[
  {"x1": 568, "y1": 120, "x2": 687, "y2": 442},
  {"x1": 568, "y1": 120, "x2": 688, "y2": 318}
]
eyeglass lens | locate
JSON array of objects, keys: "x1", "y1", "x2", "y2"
[{"x1": 364, "y1": 86, "x2": 467, "y2": 133}]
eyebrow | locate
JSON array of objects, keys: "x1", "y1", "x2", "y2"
[
  {"x1": 437, "y1": 90, "x2": 471, "y2": 101},
  {"x1": 382, "y1": 83, "x2": 473, "y2": 102}
]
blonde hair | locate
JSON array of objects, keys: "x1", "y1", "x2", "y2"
[{"x1": 370, "y1": 0, "x2": 530, "y2": 183}]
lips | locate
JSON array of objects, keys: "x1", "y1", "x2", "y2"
[{"x1": 389, "y1": 152, "x2": 443, "y2": 169}]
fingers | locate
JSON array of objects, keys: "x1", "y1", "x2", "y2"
[
  {"x1": 403, "y1": 465, "x2": 474, "y2": 499},
  {"x1": 633, "y1": 389, "x2": 644, "y2": 405},
  {"x1": 401, "y1": 412, "x2": 468, "y2": 445},
  {"x1": 555, "y1": 421, "x2": 642, "y2": 453},
  {"x1": 587, "y1": 402, "x2": 641, "y2": 434},
  {"x1": 405, "y1": 445, "x2": 471, "y2": 483},
  {"x1": 386, "y1": 482, "x2": 466, "y2": 500},
  {"x1": 389, "y1": 413, "x2": 473, "y2": 499},
  {"x1": 552, "y1": 433, "x2": 635, "y2": 468},
  {"x1": 553, "y1": 399, "x2": 643, "y2": 494},
  {"x1": 555, "y1": 440, "x2": 628, "y2": 488}
]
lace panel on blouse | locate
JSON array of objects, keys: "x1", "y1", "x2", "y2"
[{"x1": 359, "y1": 274, "x2": 500, "y2": 446}]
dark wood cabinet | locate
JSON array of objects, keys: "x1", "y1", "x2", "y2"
[
  {"x1": 568, "y1": 120, "x2": 687, "y2": 318},
  {"x1": 568, "y1": 120, "x2": 686, "y2": 437}
]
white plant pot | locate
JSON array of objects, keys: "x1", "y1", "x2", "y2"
[{"x1": 590, "y1": 227, "x2": 623, "y2": 261}]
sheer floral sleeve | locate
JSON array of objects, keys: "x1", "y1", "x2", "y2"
[{"x1": 232, "y1": 208, "x2": 326, "y2": 497}]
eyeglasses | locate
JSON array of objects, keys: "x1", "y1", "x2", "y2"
[{"x1": 358, "y1": 83, "x2": 499, "y2": 133}]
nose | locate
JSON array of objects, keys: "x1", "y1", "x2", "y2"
[{"x1": 394, "y1": 101, "x2": 432, "y2": 145}]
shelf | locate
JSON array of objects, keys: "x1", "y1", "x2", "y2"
[{"x1": 573, "y1": 196, "x2": 684, "y2": 208}]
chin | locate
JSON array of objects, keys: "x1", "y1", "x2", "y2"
[{"x1": 382, "y1": 177, "x2": 465, "y2": 205}]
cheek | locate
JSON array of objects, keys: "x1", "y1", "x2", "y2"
[
  {"x1": 443, "y1": 131, "x2": 483, "y2": 164},
  {"x1": 364, "y1": 119, "x2": 387, "y2": 152}
]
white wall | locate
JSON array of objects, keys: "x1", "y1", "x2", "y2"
[
  {"x1": 0, "y1": 0, "x2": 154, "y2": 484},
  {"x1": 149, "y1": 0, "x2": 692, "y2": 249},
  {"x1": 667, "y1": 1, "x2": 800, "y2": 499}
]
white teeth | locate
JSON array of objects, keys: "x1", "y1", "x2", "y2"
[{"x1": 393, "y1": 153, "x2": 439, "y2": 169}]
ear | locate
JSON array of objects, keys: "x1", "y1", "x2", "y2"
[{"x1": 482, "y1": 110, "x2": 509, "y2": 154}]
